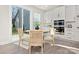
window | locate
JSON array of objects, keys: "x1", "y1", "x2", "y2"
[
  {"x1": 34, "y1": 13, "x2": 40, "y2": 22},
  {"x1": 33, "y1": 13, "x2": 41, "y2": 29}
]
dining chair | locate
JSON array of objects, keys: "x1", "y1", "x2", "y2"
[
  {"x1": 29, "y1": 30, "x2": 43, "y2": 53},
  {"x1": 44, "y1": 28, "x2": 55, "y2": 46},
  {"x1": 17, "y1": 28, "x2": 29, "y2": 46},
  {"x1": 49, "y1": 28, "x2": 55, "y2": 46}
]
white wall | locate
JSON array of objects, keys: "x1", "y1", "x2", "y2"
[{"x1": 0, "y1": 5, "x2": 12, "y2": 45}]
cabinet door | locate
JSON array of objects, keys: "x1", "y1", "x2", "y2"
[
  {"x1": 75, "y1": 6, "x2": 79, "y2": 16},
  {"x1": 65, "y1": 21, "x2": 75, "y2": 40},
  {"x1": 58, "y1": 6, "x2": 65, "y2": 19},
  {"x1": 53, "y1": 6, "x2": 65, "y2": 20},
  {"x1": 53, "y1": 9, "x2": 58, "y2": 20},
  {"x1": 65, "y1": 5, "x2": 76, "y2": 20},
  {"x1": 65, "y1": 6, "x2": 76, "y2": 40},
  {"x1": 74, "y1": 20, "x2": 79, "y2": 41}
]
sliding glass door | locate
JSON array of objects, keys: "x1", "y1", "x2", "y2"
[
  {"x1": 12, "y1": 6, "x2": 30, "y2": 35},
  {"x1": 12, "y1": 6, "x2": 22, "y2": 34},
  {"x1": 23, "y1": 9, "x2": 30, "y2": 31}
]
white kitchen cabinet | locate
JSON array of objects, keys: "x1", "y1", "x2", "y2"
[
  {"x1": 53, "y1": 6, "x2": 65, "y2": 20},
  {"x1": 65, "y1": 5, "x2": 76, "y2": 20},
  {"x1": 75, "y1": 6, "x2": 79, "y2": 16},
  {"x1": 73, "y1": 6, "x2": 79, "y2": 41},
  {"x1": 65, "y1": 5, "x2": 78, "y2": 41},
  {"x1": 58, "y1": 6, "x2": 65, "y2": 19}
]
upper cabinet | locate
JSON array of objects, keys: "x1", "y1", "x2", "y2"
[
  {"x1": 75, "y1": 6, "x2": 79, "y2": 20},
  {"x1": 44, "y1": 6, "x2": 65, "y2": 23},
  {"x1": 65, "y1": 5, "x2": 76, "y2": 20},
  {"x1": 53, "y1": 6, "x2": 65, "y2": 20},
  {"x1": 75, "y1": 6, "x2": 79, "y2": 15},
  {"x1": 58, "y1": 6, "x2": 65, "y2": 19}
]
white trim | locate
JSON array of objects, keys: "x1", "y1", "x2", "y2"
[
  {"x1": 0, "y1": 39, "x2": 17, "y2": 45},
  {"x1": 22, "y1": 9, "x2": 23, "y2": 30}
]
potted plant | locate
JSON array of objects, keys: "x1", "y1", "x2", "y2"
[{"x1": 33, "y1": 21, "x2": 40, "y2": 30}]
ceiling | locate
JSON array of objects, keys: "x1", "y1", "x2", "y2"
[{"x1": 33, "y1": 5, "x2": 59, "y2": 11}]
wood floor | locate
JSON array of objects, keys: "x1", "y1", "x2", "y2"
[
  {"x1": 55, "y1": 37, "x2": 79, "y2": 49},
  {"x1": 0, "y1": 43, "x2": 76, "y2": 54},
  {"x1": 0, "y1": 37, "x2": 79, "y2": 54}
]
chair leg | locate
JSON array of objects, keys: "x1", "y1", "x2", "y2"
[
  {"x1": 51, "y1": 35, "x2": 55, "y2": 46},
  {"x1": 19, "y1": 39, "x2": 23, "y2": 47},
  {"x1": 41, "y1": 45, "x2": 43, "y2": 54},
  {"x1": 52, "y1": 37, "x2": 55, "y2": 46},
  {"x1": 19, "y1": 40, "x2": 21, "y2": 46},
  {"x1": 22, "y1": 39, "x2": 23, "y2": 45},
  {"x1": 29, "y1": 46, "x2": 31, "y2": 54}
]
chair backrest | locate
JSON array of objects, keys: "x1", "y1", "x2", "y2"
[
  {"x1": 29, "y1": 30, "x2": 43, "y2": 44},
  {"x1": 17, "y1": 28, "x2": 23, "y2": 38},
  {"x1": 50, "y1": 28, "x2": 55, "y2": 35}
]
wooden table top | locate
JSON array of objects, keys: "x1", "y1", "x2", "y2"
[{"x1": 24, "y1": 30, "x2": 49, "y2": 33}]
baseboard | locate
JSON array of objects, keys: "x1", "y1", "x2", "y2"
[{"x1": 0, "y1": 38, "x2": 19, "y2": 45}]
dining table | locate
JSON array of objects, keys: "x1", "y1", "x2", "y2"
[
  {"x1": 24, "y1": 29, "x2": 54, "y2": 45},
  {"x1": 24, "y1": 29, "x2": 50, "y2": 42},
  {"x1": 24, "y1": 29, "x2": 49, "y2": 33}
]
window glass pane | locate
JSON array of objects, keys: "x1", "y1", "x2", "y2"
[
  {"x1": 34, "y1": 13, "x2": 40, "y2": 22},
  {"x1": 23, "y1": 9, "x2": 30, "y2": 30}
]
